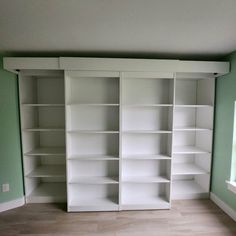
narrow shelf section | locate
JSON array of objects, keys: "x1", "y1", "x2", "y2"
[
  {"x1": 122, "y1": 176, "x2": 170, "y2": 183},
  {"x1": 172, "y1": 163, "x2": 208, "y2": 175},
  {"x1": 69, "y1": 176, "x2": 119, "y2": 184},
  {"x1": 173, "y1": 127, "x2": 212, "y2": 131},
  {"x1": 23, "y1": 127, "x2": 65, "y2": 132},
  {"x1": 68, "y1": 155, "x2": 119, "y2": 160},
  {"x1": 27, "y1": 183, "x2": 66, "y2": 203},
  {"x1": 22, "y1": 104, "x2": 65, "y2": 107},
  {"x1": 123, "y1": 154, "x2": 171, "y2": 160},
  {"x1": 173, "y1": 146, "x2": 209, "y2": 154},
  {"x1": 121, "y1": 196, "x2": 169, "y2": 210},
  {"x1": 27, "y1": 165, "x2": 66, "y2": 178},
  {"x1": 124, "y1": 104, "x2": 173, "y2": 107},
  {"x1": 123, "y1": 130, "x2": 172, "y2": 134},
  {"x1": 172, "y1": 180, "x2": 208, "y2": 199},
  {"x1": 25, "y1": 147, "x2": 65, "y2": 156},
  {"x1": 67, "y1": 130, "x2": 119, "y2": 134},
  {"x1": 69, "y1": 197, "x2": 119, "y2": 211}
]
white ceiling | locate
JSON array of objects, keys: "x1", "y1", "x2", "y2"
[{"x1": 1, "y1": 0, "x2": 236, "y2": 58}]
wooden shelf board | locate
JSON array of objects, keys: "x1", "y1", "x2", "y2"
[
  {"x1": 122, "y1": 176, "x2": 170, "y2": 183},
  {"x1": 69, "y1": 176, "x2": 119, "y2": 184},
  {"x1": 26, "y1": 165, "x2": 66, "y2": 178},
  {"x1": 123, "y1": 154, "x2": 171, "y2": 160},
  {"x1": 68, "y1": 155, "x2": 119, "y2": 160},
  {"x1": 25, "y1": 147, "x2": 65, "y2": 156},
  {"x1": 173, "y1": 146, "x2": 210, "y2": 154},
  {"x1": 27, "y1": 182, "x2": 66, "y2": 203},
  {"x1": 172, "y1": 163, "x2": 208, "y2": 175}
]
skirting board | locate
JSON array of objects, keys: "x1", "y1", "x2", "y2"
[
  {"x1": 0, "y1": 197, "x2": 25, "y2": 213},
  {"x1": 210, "y1": 193, "x2": 236, "y2": 222}
]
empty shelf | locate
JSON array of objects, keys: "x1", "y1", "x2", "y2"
[
  {"x1": 121, "y1": 196, "x2": 170, "y2": 210},
  {"x1": 123, "y1": 130, "x2": 172, "y2": 134},
  {"x1": 27, "y1": 183, "x2": 66, "y2": 203},
  {"x1": 175, "y1": 105, "x2": 213, "y2": 108},
  {"x1": 174, "y1": 127, "x2": 212, "y2": 131},
  {"x1": 69, "y1": 197, "x2": 118, "y2": 211},
  {"x1": 67, "y1": 130, "x2": 119, "y2": 134},
  {"x1": 69, "y1": 176, "x2": 119, "y2": 184},
  {"x1": 173, "y1": 146, "x2": 210, "y2": 154},
  {"x1": 24, "y1": 127, "x2": 65, "y2": 132},
  {"x1": 67, "y1": 103, "x2": 119, "y2": 106},
  {"x1": 122, "y1": 176, "x2": 170, "y2": 183},
  {"x1": 172, "y1": 180, "x2": 208, "y2": 199},
  {"x1": 25, "y1": 147, "x2": 65, "y2": 156},
  {"x1": 124, "y1": 104, "x2": 173, "y2": 107},
  {"x1": 172, "y1": 163, "x2": 208, "y2": 175},
  {"x1": 22, "y1": 104, "x2": 65, "y2": 107},
  {"x1": 123, "y1": 154, "x2": 171, "y2": 160},
  {"x1": 68, "y1": 154, "x2": 119, "y2": 160},
  {"x1": 26, "y1": 165, "x2": 66, "y2": 178}
]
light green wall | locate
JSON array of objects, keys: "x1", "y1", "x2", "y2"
[
  {"x1": 0, "y1": 56, "x2": 24, "y2": 203},
  {"x1": 211, "y1": 51, "x2": 236, "y2": 210}
]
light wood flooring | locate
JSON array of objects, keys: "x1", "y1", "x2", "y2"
[{"x1": 0, "y1": 200, "x2": 236, "y2": 236}]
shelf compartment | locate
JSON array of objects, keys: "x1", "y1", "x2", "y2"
[
  {"x1": 124, "y1": 104, "x2": 173, "y2": 107},
  {"x1": 26, "y1": 182, "x2": 66, "y2": 203},
  {"x1": 123, "y1": 106, "x2": 173, "y2": 132},
  {"x1": 67, "y1": 154, "x2": 119, "y2": 160},
  {"x1": 172, "y1": 179, "x2": 209, "y2": 199},
  {"x1": 67, "y1": 133, "x2": 119, "y2": 157},
  {"x1": 123, "y1": 130, "x2": 172, "y2": 134},
  {"x1": 172, "y1": 163, "x2": 208, "y2": 175},
  {"x1": 24, "y1": 147, "x2": 65, "y2": 156},
  {"x1": 173, "y1": 127, "x2": 212, "y2": 131},
  {"x1": 22, "y1": 104, "x2": 65, "y2": 107},
  {"x1": 67, "y1": 105, "x2": 119, "y2": 131},
  {"x1": 69, "y1": 176, "x2": 118, "y2": 184},
  {"x1": 121, "y1": 183, "x2": 170, "y2": 210},
  {"x1": 24, "y1": 127, "x2": 65, "y2": 132},
  {"x1": 67, "y1": 130, "x2": 119, "y2": 134},
  {"x1": 173, "y1": 146, "x2": 210, "y2": 154},
  {"x1": 123, "y1": 176, "x2": 170, "y2": 183},
  {"x1": 68, "y1": 184, "x2": 119, "y2": 212},
  {"x1": 26, "y1": 165, "x2": 66, "y2": 178},
  {"x1": 67, "y1": 103, "x2": 119, "y2": 106},
  {"x1": 123, "y1": 154, "x2": 171, "y2": 160}
]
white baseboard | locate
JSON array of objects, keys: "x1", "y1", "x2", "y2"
[
  {"x1": 0, "y1": 197, "x2": 25, "y2": 213},
  {"x1": 210, "y1": 192, "x2": 236, "y2": 221}
]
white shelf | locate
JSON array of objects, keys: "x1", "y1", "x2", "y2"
[
  {"x1": 123, "y1": 154, "x2": 171, "y2": 160},
  {"x1": 68, "y1": 154, "x2": 119, "y2": 160},
  {"x1": 173, "y1": 146, "x2": 210, "y2": 154},
  {"x1": 26, "y1": 183, "x2": 66, "y2": 203},
  {"x1": 172, "y1": 180, "x2": 209, "y2": 199},
  {"x1": 22, "y1": 103, "x2": 65, "y2": 107},
  {"x1": 25, "y1": 147, "x2": 65, "y2": 156},
  {"x1": 69, "y1": 176, "x2": 119, "y2": 184},
  {"x1": 121, "y1": 196, "x2": 170, "y2": 210},
  {"x1": 67, "y1": 130, "x2": 119, "y2": 134},
  {"x1": 23, "y1": 127, "x2": 65, "y2": 132},
  {"x1": 172, "y1": 163, "x2": 208, "y2": 175},
  {"x1": 67, "y1": 103, "x2": 119, "y2": 106},
  {"x1": 26, "y1": 165, "x2": 66, "y2": 178},
  {"x1": 173, "y1": 127, "x2": 212, "y2": 131},
  {"x1": 124, "y1": 104, "x2": 173, "y2": 107},
  {"x1": 175, "y1": 105, "x2": 213, "y2": 108},
  {"x1": 123, "y1": 130, "x2": 172, "y2": 134},
  {"x1": 69, "y1": 197, "x2": 119, "y2": 211},
  {"x1": 122, "y1": 176, "x2": 170, "y2": 183}
]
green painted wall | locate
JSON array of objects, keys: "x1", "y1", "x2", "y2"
[
  {"x1": 0, "y1": 56, "x2": 24, "y2": 203},
  {"x1": 211, "y1": 51, "x2": 236, "y2": 210}
]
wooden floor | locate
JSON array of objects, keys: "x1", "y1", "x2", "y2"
[{"x1": 0, "y1": 200, "x2": 236, "y2": 236}]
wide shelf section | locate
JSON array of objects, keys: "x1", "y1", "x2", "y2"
[
  {"x1": 173, "y1": 146, "x2": 210, "y2": 154},
  {"x1": 68, "y1": 176, "x2": 119, "y2": 184},
  {"x1": 172, "y1": 163, "x2": 208, "y2": 175},
  {"x1": 67, "y1": 130, "x2": 119, "y2": 134},
  {"x1": 25, "y1": 147, "x2": 65, "y2": 156},
  {"x1": 27, "y1": 183, "x2": 66, "y2": 203},
  {"x1": 69, "y1": 197, "x2": 119, "y2": 212},
  {"x1": 122, "y1": 176, "x2": 170, "y2": 183},
  {"x1": 67, "y1": 103, "x2": 119, "y2": 106},
  {"x1": 68, "y1": 154, "x2": 119, "y2": 161},
  {"x1": 172, "y1": 180, "x2": 209, "y2": 199},
  {"x1": 122, "y1": 154, "x2": 171, "y2": 160},
  {"x1": 123, "y1": 130, "x2": 172, "y2": 134},
  {"x1": 26, "y1": 165, "x2": 66, "y2": 178},
  {"x1": 124, "y1": 104, "x2": 173, "y2": 107}
]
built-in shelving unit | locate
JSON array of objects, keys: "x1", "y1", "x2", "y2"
[
  {"x1": 10, "y1": 57, "x2": 229, "y2": 212},
  {"x1": 172, "y1": 75, "x2": 214, "y2": 199},
  {"x1": 19, "y1": 70, "x2": 66, "y2": 203}
]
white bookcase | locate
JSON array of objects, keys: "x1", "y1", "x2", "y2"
[
  {"x1": 6, "y1": 57, "x2": 229, "y2": 212},
  {"x1": 19, "y1": 70, "x2": 66, "y2": 203}
]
